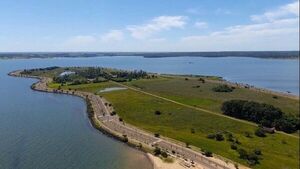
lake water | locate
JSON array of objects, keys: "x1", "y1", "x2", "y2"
[{"x1": 0, "y1": 56, "x2": 298, "y2": 168}]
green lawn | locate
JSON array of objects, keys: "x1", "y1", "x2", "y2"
[
  {"x1": 124, "y1": 76, "x2": 299, "y2": 116},
  {"x1": 47, "y1": 75, "x2": 299, "y2": 169},
  {"x1": 101, "y1": 89, "x2": 299, "y2": 169}
]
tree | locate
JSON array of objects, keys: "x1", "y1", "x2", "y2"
[{"x1": 221, "y1": 100, "x2": 299, "y2": 134}]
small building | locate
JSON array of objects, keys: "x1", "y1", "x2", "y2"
[
  {"x1": 262, "y1": 127, "x2": 275, "y2": 133},
  {"x1": 59, "y1": 71, "x2": 75, "y2": 77}
]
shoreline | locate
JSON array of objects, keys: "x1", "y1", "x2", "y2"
[
  {"x1": 161, "y1": 74, "x2": 299, "y2": 100},
  {"x1": 8, "y1": 70, "x2": 249, "y2": 169}
]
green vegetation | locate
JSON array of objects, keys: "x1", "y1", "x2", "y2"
[
  {"x1": 212, "y1": 84, "x2": 234, "y2": 92},
  {"x1": 123, "y1": 76, "x2": 299, "y2": 116},
  {"x1": 222, "y1": 100, "x2": 299, "y2": 133},
  {"x1": 26, "y1": 67, "x2": 299, "y2": 169},
  {"x1": 21, "y1": 66, "x2": 150, "y2": 84}
]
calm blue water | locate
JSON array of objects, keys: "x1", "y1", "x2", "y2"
[
  {"x1": 0, "y1": 56, "x2": 298, "y2": 168},
  {"x1": 0, "y1": 58, "x2": 153, "y2": 169},
  {"x1": 3, "y1": 56, "x2": 298, "y2": 94}
]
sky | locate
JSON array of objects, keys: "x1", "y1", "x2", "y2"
[{"x1": 0, "y1": 0, "x2": 299, "y2": 52}]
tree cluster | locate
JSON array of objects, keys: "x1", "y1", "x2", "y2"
[{"x1": 221, "y1": 100, "x2": 299, "y2": 133}]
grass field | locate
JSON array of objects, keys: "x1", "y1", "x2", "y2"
[
  {"x1": 47, "y1": 75, "x2": 299, "y2": 169},
  {"x1": 124, "y1": 76, "x2": 299, "y2": 116}
]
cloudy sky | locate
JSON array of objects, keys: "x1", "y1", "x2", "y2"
[{"x1": 0, "y1": 0, "x2": 299, "y2": 52}]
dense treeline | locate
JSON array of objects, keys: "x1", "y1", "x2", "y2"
[
  {"x1": 21, "y1": 66, "x2": 60, "y2": 74},
  {"x1": 221, "y1": 100, "x2": 299, "y2": 133},
  {"x1": 52, "y1": 67, "x2": 148, "y2": 84},
  {"x1": 2, "y1": 51, "x2": 299, "y2": 59}
]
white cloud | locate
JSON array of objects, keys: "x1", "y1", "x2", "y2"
[
  {"x1": 127, "y1": 16, "x2": 187, "y2": 39},
  {"x1": 101, "y1": 30, "x2": 124, "y2": 42},
  {"x1": 194, "y1": 22, "x2": 208, "y2": 29},
  {"x1": 251, "y1": 1, "x2": 299, "y2": 22},
  {"x1": 181, "y1": 18, "x2": 299, "y2": 51},
  {"x1": 64, "y1": 35, "x2": 96, "y2": 47}
]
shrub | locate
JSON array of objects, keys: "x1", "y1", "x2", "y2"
[
  {"x1": 231, "y1": 144, "x2": 238, "y2": 150},
  {"x1": 207, "y1": 134, "x2": 216, "y2": 139},
  {"x1": 212, "y1": 84, "x2": 233, "y2": 92},
  {"x1": 237, "y1": 148, "x2": 248, "y2": 159},
  {"x1": 122, "y1": 135, "x2": 128, "y2": 143},
  {"x1": 154, "y1": 147, "x2": 161, "y2": 156},
  {"x1": 253, "y1": 148, "x2": 262, "y2": 155},
  {"x1": 247, "y1": 153, "x2": 260, "y2": 165},
  {"x1": 202, "y1": 150, "x2": 213, "y2": 157},
  {"x1": 191, "y1": 128, "x2": 195, "y2": 134},
  {"x1": 255, "y1": 128, "x2": 266, "y2": 137},
  {"x1": 226, "y1": 133, "x2": 234, "y2": 142},
  {"x1": 198, "y1": 78, "x2": 205, "y2": 83},
  {"x1": 154, "y1": 133, "x2": 160, "y2": 138},
  {"x1": 110, "y1": 111, "x2": 117, "y2": 116},
  {"x1": 244, "y1": 131, "x2": 252, "y2": 138},
  {"x1": 154, "y1": 110, "x2": 162, "y2": 115},
  {"x1": 161, "y1": 151, "x2": 168, "y2": 158},
  {"x1": 215, "y1": 133, "x2": 225, "y2": 141}
]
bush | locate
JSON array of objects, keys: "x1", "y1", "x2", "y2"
[
  {"x1": 226, "y1": 133, "x2": 234, "y2": 142},
  {"x1": 154, "y1": 133, "x2": 160, "y2": 138},
  {"x1": 231, "y1": 144, "x2": 238, "y2": 150},
  {"x1": 202, "y1": 150, "x2": 213, "y2": 157},
  {"x1": 191, "y1": 128, "x2": 195, "y2": 134},
  {"x1": 110, "y1": 111, "x2": 117, "y2": 116},
  {"x1": 154, "y1": 147, "x2": 161, "y2": 156},
  {"x1": 244, "y1": 131, "x2": 252, "y2": 138},
  {"x1": 198, "y1": 78, "x2": 205, "y2": 83},
  {"x1": 161, "y1": 151, "x2": 168, "y2": 158},
  {"x1": 212, "y1": 84, "x2": 233, "y2": 92},
  {"x1": 154, "y1": 110, "x2": 162, "y2": 115},
  {"x1": 215, "y1": 133, "x2": 224, "y2": 141},
  {"x1": 253, "y1": 148, "x2": 262, "y2": 155},
  {"x1": 247, "y1": 153, "x2": 260, "y2": 165},
  {"x1": 255, "y1": 128, "x2": 266, "y2": 137},
  {"x1": 207, "y1": 134, "x2": 216, "y2": 139},
  {"x1": 122, "y1": 135, "x2": 128, "y2": 143},
  {"x1": 237, "y1": 148, "x2": 248, "y2": 159}
]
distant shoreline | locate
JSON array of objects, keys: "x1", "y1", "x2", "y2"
[{"x1": 0, "y1": 51, "x2": 299, "y2": 60}]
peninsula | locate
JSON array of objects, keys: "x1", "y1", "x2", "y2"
[{"x1": 9, "y1": 66, "x2": 299, "y2": 169}]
